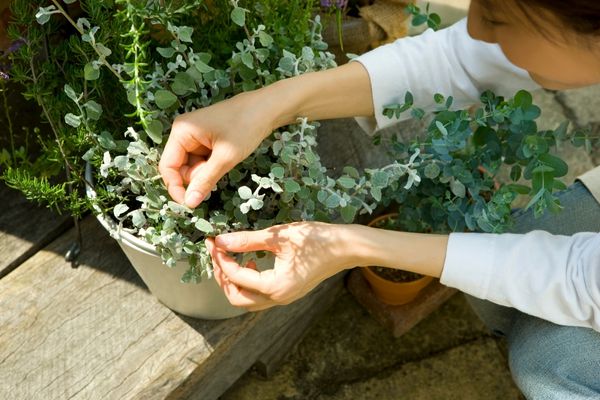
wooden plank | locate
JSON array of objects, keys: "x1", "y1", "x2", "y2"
[
  {"x1": 347, "y1": 268, "x2": 457, "y2": 337},
  {"x1": 249, "y1": 278, "x2": 344, "y2": 378},
  {"x1": 172, "y1": 275, "x2": 345, "y2": 400},
  {"x1": 0, "y1": 216, "x2": 344, "y2": 400},
  {"x1": 0, "y1": 184, "x2": 72, "y2": 279}
]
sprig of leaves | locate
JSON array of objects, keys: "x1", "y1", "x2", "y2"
[
  {"x1": 380, "y1": 89, "x2": 590, "y2": 233},
  {"x1": 405, "y1": 3, "x2": 442, "y2": 31}
]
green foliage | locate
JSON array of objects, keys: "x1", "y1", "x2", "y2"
[
  {"x1": 405, "y1": 2, "x2": 441, "y2": 31},
  {"x1": 3, "y1": 167, "x2": 88, "y2": 215},
  {"x1": 5, "y1": 0, "x2": 595, "y2": 284},
  {"x1": 6, "y1": 0, "x2": 421, "y2": 283},
  {"x1": 380, "y1": 90, "x2": 592, "y2": 234}
]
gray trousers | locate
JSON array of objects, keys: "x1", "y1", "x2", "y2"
[{"x1": 466, "y1": 181, "x2": 600, "y2": 399}]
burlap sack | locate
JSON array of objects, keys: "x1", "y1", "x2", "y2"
[{"x1": 359, "y1": 0, "x2": 412, "y2": 47}]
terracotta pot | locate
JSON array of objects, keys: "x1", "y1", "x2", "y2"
[{"x1": 361, "y1": 213, "x2": 434, "y2": 305}]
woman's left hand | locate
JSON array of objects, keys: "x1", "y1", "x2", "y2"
[{"x1": 205, "y1": 222, "x2": 358, "y2": 311}]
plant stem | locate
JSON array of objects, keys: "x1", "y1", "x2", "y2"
[
  {"x1": 336, "y1": 8, "x2": 344, "y2": 52},
  {"x1": 50, "y1": 0, "x2": 122, "y2": 80},
  {"x1": 1, "y1": 81, "x2": 16, "y2": 164},
  {"x1": 29, "y1": 57, "x2": 94, "y2": 190}
]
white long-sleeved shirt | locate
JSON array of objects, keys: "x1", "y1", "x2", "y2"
[{"x1": 355, "y1": 19, "x2": 600, "y2": 332}]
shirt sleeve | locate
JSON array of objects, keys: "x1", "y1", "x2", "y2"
[
  {"x1": 353, "y1": 18, "x2": 540, "y2": 134},
  {"x1": 441, "y1": 231, "x2": 600, "y2": 332}
]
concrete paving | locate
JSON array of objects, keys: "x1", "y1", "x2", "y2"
[
  {"x1": 221, "y1": 85, "x2": 600, "y2": 400},
  {"x1": 222, "y1": 292, "x2": 509, "y2": 400}
]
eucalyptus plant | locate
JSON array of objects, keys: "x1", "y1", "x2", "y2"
[{"x1": 377, "y1": 89, "x2": 592, "y2": 234}]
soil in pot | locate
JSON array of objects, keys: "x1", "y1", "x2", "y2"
[
  {"x1": 370, "y1": 266, "x2": 423, "y2": 283},
  {"x1": 361, "y1": 213, "x2": 435, "y2": 305}
]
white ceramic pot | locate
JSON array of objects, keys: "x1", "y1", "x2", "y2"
[
  {"x1": 85, "y1": 165, "x2": 267, "y2": 319},
  {"x1": 96, "y1": 213, "x2": 248, "y2": 319}
]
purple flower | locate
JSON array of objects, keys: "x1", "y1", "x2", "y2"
[
  {"x1": 0, "y1": 38, "x2": 26, "y2": 80},
  {"x1": 6, "y1": 38, "x2": 25, "y2": 54},
  {"x1": 320, "y1": 0, "x2": 348, "y2": 9}
]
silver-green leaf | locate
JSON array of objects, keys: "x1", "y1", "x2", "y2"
[
  {"x1": 114, "y1": 203, "x2": 129, "y2": 218},
  {"x1": 231, "y1": 7, "x2": 247, "y2": 27},
  {"x1": 155, "y1": 90, "x2": 178, "y2": 109},
  {"x1": 195, "y1": 218, "x2": 214, "y2": 234},
  {"x1": 65, "y1": 113, "x2": 82, "y2": 128}
]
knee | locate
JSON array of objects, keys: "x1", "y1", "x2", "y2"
[{"x1": 507, "y1": 316, "x2": 600, "y2": 399}]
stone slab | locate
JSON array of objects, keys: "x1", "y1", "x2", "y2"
[
  {"x1": 556, "y1": 85, "x2": 600, "y2": 127},
  {"x1": 221, "y1": 292, "x2": 492, "y2": 400},
  {"x1": 253, "y1": 279, "x2": 344, "y2": 378},
  {"x1": 318, "y1": 338, "x2": 521, "y2": 400}
]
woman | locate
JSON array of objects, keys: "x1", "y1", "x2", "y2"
[{"x1": 159, "y1": 0, "x2": 600, "y2": 397}]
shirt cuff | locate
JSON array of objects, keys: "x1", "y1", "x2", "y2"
[
  {"x1": 440, "y1": 232, "x2": 498, "y2": 299},
  {"x1": 352, "y1": 44, "x2": 413, "y2": 134}
]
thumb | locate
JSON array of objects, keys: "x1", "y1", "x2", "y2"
[
  {"x1": 184, "y1": 148, "x2": 232, "y2": 208},
  {"x1": 215, "y1": 229, "x2": 278, "y2": 253}
]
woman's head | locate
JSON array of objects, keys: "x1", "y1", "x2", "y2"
[{"x1": 467, "y1": 0, "x2": 600, "y2": 89}]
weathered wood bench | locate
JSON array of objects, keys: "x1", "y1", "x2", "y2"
[
  {"x1": 0, "y1": 118, "x2": 456, "y2": 399},
  {"x1": 0, "y1": 118, "x2": 369, "y2": 399},
  {"x1": 0, "y1": 183, "x2": 344, "y2": 399}
]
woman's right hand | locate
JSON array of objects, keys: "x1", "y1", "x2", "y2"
[
  {"x1": 158, "y1": 62, "x2": 374, "y2": 208},
  {"x1": 158, "y1": 90, "x2": 278, "y2": 208}
]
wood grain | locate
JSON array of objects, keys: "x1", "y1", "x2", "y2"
[
  {"x1": 0, "y1": 216, "x2": 343, "y2": 400},
  {"x1": 0, "y1": 184, "x2": 72, "y2": 279},
  {"x1": 252, "y1": 276, "x2": 344, "y2": 378}
]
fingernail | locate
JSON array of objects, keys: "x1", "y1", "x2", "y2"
[
  {"x1": 185, "y1": 190, "x2": 204, "y2": 207},
  {"x1": 216, "y1": 234, "x2": 234, "y2": 247}
]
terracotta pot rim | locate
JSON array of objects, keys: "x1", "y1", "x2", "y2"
[
  {"x1": 367, "y1": 212, "x2": 400, "y2": 229},
  {"x1": 362, "y1": 265, "x2": 434, "y2": 288},
  {"x1": 364, "y1": 212, "x2": 433, "y2": 286}
]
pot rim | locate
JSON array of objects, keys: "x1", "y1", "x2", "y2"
[
  {"x1": 365, "y1": 212, "x2": 433, "y2": 286},
  {"x1": 85, "y1": 163, "x2": 160, "y2": 256},
  {"x1": 367, "y1": 212, "x2": 400, "y2": 229},
  {"x1": 362, "y1": 265, "x2": 434, "y2": 288}
]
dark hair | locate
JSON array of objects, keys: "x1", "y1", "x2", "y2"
[
  {"x1": 482, "y1": 0, "x2": 600, "y2": 40},
  {"x1": 518, "y1": 0, "x2": 600, "y2": 36}
]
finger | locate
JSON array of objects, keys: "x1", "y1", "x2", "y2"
[
  {"x1": 184, "y1": 146, "x2": 234, "y2": 208},
  {"x1": 180, "y1": 157, "x2": 208, "y2": 185},
  {"x1": 215, "y1": 229, "x2": 280, "y2": 253},
  {"x1": 208, "y1": 241, "x2": 275, "y2": 308},
  {"x1": 206, "y1": 239, "x2": 225, "y2": 288},
  {"x1": 213, "y1": 262, "x2": 227, "y2": 289},
  {"x1": 211, "y1": 243, "x2": 274, "y2": 294},
  {"x1": 190, "y1": 147, "x2": 211, "y2": 157},
  {"x1": 159, "y1": 163, "x2": 187, "y2": 205},
  {"x1": 222, "y1": 280, "x2": 274, "y2": 309},
  {"x1": 159, "y1": 138, "x2": 191, "y2": 205}
]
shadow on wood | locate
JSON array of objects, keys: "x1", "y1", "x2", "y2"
[
  {"x1": 0, "y1": 216, "x2": 345, "y2": 400},
  {"x1": 0, "y1": 184, "x2": 72, "y2": 279}
]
